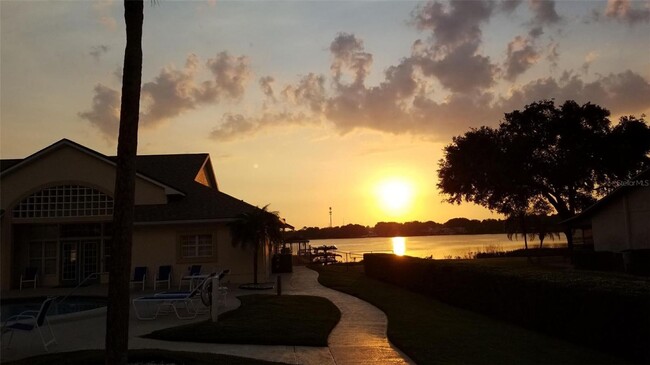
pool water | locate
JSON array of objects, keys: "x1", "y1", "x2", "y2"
[{"x1": 0, "y1": 296, "x2": 107, "y2": 320}]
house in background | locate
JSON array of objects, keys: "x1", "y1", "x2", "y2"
[
  {"x1": 567, "y1": 169, "x2": 650, "y2": 252},
  {"x1": 0, "y1": 139, "x2": 278, "y2": 290}
]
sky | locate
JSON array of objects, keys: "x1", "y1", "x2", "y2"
[{"x1": 1, "y1": 0, "x2": 650, "y2": 229}]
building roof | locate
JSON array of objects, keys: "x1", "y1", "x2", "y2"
[
  {"x1": 129, "y1": 154, "x2": 260, "y2": 223},
  {"x1": 563, "y1": 168, "x2": 650, "y2": 225},
  {"x1": 1, "y1": 139, "x2": 261, "y2": 224}
]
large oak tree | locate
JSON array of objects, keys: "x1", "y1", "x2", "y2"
[{"x1": 438, "y1": 100, "x2": 650, "y2": 250}]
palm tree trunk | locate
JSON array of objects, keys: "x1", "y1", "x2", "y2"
[
  {"x1": 253, "y1": 243, "x2": 259, "y2": 284},
  {"x1": 106, "y1": 1, "x2": 143, "y2": 364}
]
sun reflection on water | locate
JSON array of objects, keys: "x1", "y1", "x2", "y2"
[{"x1": 392, "y1": 237, "x2": 406, "y2": 256}]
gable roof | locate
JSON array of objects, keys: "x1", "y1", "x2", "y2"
[
  {"x1": 130, "y1": 154, "x2": 259, "y2": 223},
  {"x1": 0, "y1": 139, "x2": 184, "y2": 196},
  {"x1": 1, "y1": 139, "x2": 261, "y2": 223},
  {"x1": 563, "y1": 168, "x2": 650, "y2": 225}
]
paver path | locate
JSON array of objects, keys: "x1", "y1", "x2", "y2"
[
  {"x1": 284, "y1": 266, "x2": 415, "y2": 365},
  {"x1": 1, "y1": 266, "x2": 415, "y2": 364}
]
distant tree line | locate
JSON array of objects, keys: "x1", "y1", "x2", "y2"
[{"x1": 293, "y1": 216, "x2": 561, "y2": 240}]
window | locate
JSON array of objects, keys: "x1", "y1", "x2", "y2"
[
  {"x1": 180, "y1": 234, "x2": 213, "y2": 258},
  {"x1": 29, "y1": 240, "x2": 57, "y2": 275},
  {"x1": 13, "y1": 185, "x2": 113, "y2": 219}
]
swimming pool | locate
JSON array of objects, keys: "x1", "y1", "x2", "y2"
[{"x1": 1, "y1": 296, "x2": 107, "y2": 320}]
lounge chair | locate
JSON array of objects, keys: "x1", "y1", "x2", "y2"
[
  {"x1": 1, "y1": 297, "x2": 57, "y2": 351},
  {"x1": 132, "y1": 272, "x2": 216, "y2": 320},
  {"x1": 178, "y1": 264, "x2": 202, "y2": 290},
  {"x1": 19, "y1": 267, "x2": 38, "y2": 291},
  {"x1": 130, "y1": 266, "x2": 147, "y2": 291},
  {"x1": 154, "y1": 265, "x2": 172, "y2": 290}
]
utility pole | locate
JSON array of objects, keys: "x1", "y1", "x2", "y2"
[{"x1": 329, "y1": 207, "x2": 332, "y2": 228}]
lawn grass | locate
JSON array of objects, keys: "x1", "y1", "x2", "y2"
[
  {"x1": 312, "y1": 263, "x2": 630, "y2": 365},
  {"x1": 144, "y1": 294, "x2": 340, "y2": 346},
  {"x1": 3, "y1": 349, "x2": 289, "y2": 365}
]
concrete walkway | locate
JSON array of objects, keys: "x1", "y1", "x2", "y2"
[{"x1": 1, "y1": 266, "x2": 414, "y2": 364}]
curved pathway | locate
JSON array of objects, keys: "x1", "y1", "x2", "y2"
[
  {"x1": 1, "y1": 266, "x2": 415, "y2": 365},
  {"x1": 285, "y1": 266, "x2": 415, "y2": 365}
]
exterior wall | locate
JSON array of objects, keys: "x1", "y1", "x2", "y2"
[
  {"x1": 131, "y1": 223, "x2": 269, "y2": 287},
  {"x1": 627, "y1": 187, "x2": 650, "y2": 250},
  {"x1": 0, "y1": 145, "x2": 168, "y2": 290},
  {"x1": 591, "y1": 187, "x2": 650, "y2": 251}
]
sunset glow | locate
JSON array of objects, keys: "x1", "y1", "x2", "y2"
[
  {"x1": 2, "y1": 1, "x2": 649, "y2": 228},
  {"x1": 376, "y1": 179, "x2": 414, "y2": 216},
  {"x1": 392, "y1": 237, "x2": 406, "y2": 256}
]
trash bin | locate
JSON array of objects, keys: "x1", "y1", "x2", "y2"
[{"x1": 272, "y1": 254, "x2": 293, "y2": 273}]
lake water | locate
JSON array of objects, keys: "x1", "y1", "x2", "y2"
[{"x1": 310, "y1": 233, "x2": 567, "y2": 261}]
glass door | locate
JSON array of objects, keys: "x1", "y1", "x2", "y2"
[
  {"x1": 60, "y1": 239, "x2": 100, "y2": 286},
  {"x1": 80, "y1": 240, "x2": 100, "y2": 284},
  {"x1": 61, "y1": 240, "x2": 79, "y2": 286}
]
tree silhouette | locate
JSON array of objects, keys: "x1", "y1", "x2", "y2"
[
  {"x1": 231, "y1": 205, "x2": 284, "y2": 286},
  {"x1": 105, "y1": 1, "x2": 143, "y2": 364},
  {"x1": 438, "y1": 100, "x2": 650, "y2": 252}
]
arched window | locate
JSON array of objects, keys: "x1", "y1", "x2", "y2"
[{"x1": 12, "y1": 185, "x2": 113, "y2": 219}]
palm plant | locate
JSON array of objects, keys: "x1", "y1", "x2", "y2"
[
  {"x1": 505, "y1": 211, "x2": 529, "y2": 251},
  {"x1": 231, "y1": 205, "x2": 284, "y2": 286}
]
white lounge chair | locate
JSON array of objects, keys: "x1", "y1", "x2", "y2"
[
  {"x1": 132, "y1": 272, "x2": 216, "y2": 320},
  {"x1": 1, "y1": 297, "x2": 57, "y2": 351},
  {"x1": 19, "y1": 267, "x2": 38, "y2": 291}
]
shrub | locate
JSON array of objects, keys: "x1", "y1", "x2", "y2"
[{"x1": 364, "y1": 253, "x2": 650, "y2": 363}]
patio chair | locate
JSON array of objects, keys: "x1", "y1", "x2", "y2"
[
  {"x1": 1, "y1": 296, "x2": 57, "y2": 351},
  {"x1": 130, "y1": 266, "x2": 147, "y2": 291},
  {"x1": 132, "y1": 272, "x2": 217, "y2": 320},
  {"x1": 19, "y1": 267, "x2": 38, "y2": 291},
  {"x1": 154, "y1": 265, "x2": 172, "y2": 290},
  {"x1": 215, "y1": 269, "x2": 230, "y2": 306},
  {"x1": 178, "y1": 264, "x2": 202, "y2": 290}
]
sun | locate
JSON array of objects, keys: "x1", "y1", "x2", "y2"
[{"x1": 376, "y1": 179, "x2": 414, "y2": 215}]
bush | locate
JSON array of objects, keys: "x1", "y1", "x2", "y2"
[
  {"x1": 623, "y1": 249, "x2": 650, "y2": 276},
  {"x1": 572, "y1": 250, "x2": 623, "y2": 271},
  {"x1": 364, "y1": 253, "x2": 650, "y2": 363}
]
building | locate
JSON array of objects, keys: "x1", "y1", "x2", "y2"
[
  {"x1": 566, "y1": 169, "x2": 650, "y2": 252},
  {"x1": 1, "y1": 139, "x2": 275, "y2": 290}
]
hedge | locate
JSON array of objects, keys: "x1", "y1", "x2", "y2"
[{"x1": 364, "y1": 253, "x2": 650, "y2": 363}]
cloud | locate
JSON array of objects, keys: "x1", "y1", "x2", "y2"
[
  {"x1": 259, "y1": 76, "x2": 276, "y2": 102},
  {"x1": 497, "y1": 70, "x2": 650, "y2": 117},
  {"x1": 139, "y1": 52, "x2": 251, "y2": 126},
  {"x1": 411, "y1": 0, "x2": 496, "y2": 51},
  {"x1": 503, "y1": 35, "x2": 541, "y2": 81},
  {"x1": 140, "y1": 54, "x2": 202, "y2": 126},
  {"x1": 499, "y1": 0, "x2": 523, "y2": 14},
  {"x1": 417, "y1": 41, "x2": 498, "y2": 92},
  {"x1": 93, "y1": 1, "x2": 117, "y2": 31},
  {"x1": 329, "y1": 33, "x2": 373, "y2": 86},
  {"x1": 546, "y1": 41, "x2": 560, "y2": 71},
  {"x1": 281, "y1": 73, "x2": 327, "y2": 113},
  {"x1": 409, "y1": 1, "x2": 499, "y2": 93},
  {"x1": 581, "y1": 51, "x2": 599, "y2": 74},
  {"x1": 206, "y1": 51, "x2": 251, "y2": 99},
  {"x1": 78, "y1": 84, "x2": 120, "y2": 138},
  {"x1": 81, "y1": 51, "x2": 252, "y2": 139},
  {"x1": 605, "y1": 0, "x2": 650, "y2": 25},
  {"x1": 89, "y1": 45, "x2": 110, "y2": 61},
  {"x1": 528, "y1": 0, "x2": 561, "y2": 25},
  {"x1": 210, "y1": 111, "x2": 316, "y2": 141}
]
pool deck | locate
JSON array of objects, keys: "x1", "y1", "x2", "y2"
[{"x1": 1, "y1": 266, "x2": 414, "y2": 364}]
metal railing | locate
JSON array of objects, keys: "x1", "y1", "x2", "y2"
[{"x1": 58, "y1": 272, "x2": 104, "y2": 304}]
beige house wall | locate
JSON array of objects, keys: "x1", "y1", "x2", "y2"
[
  {"x1": 1, "y1": 143, "x2": 269, "y2": 290},
  {"x1": 131, "y1": 223, "x2": 270, "y2": 287},
  {"x1": 591, "y1": 187, "x2": 650, "y2": 251},
  {"x1": 1, "y1": 145, "x2": 169, "y2": 290}
]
